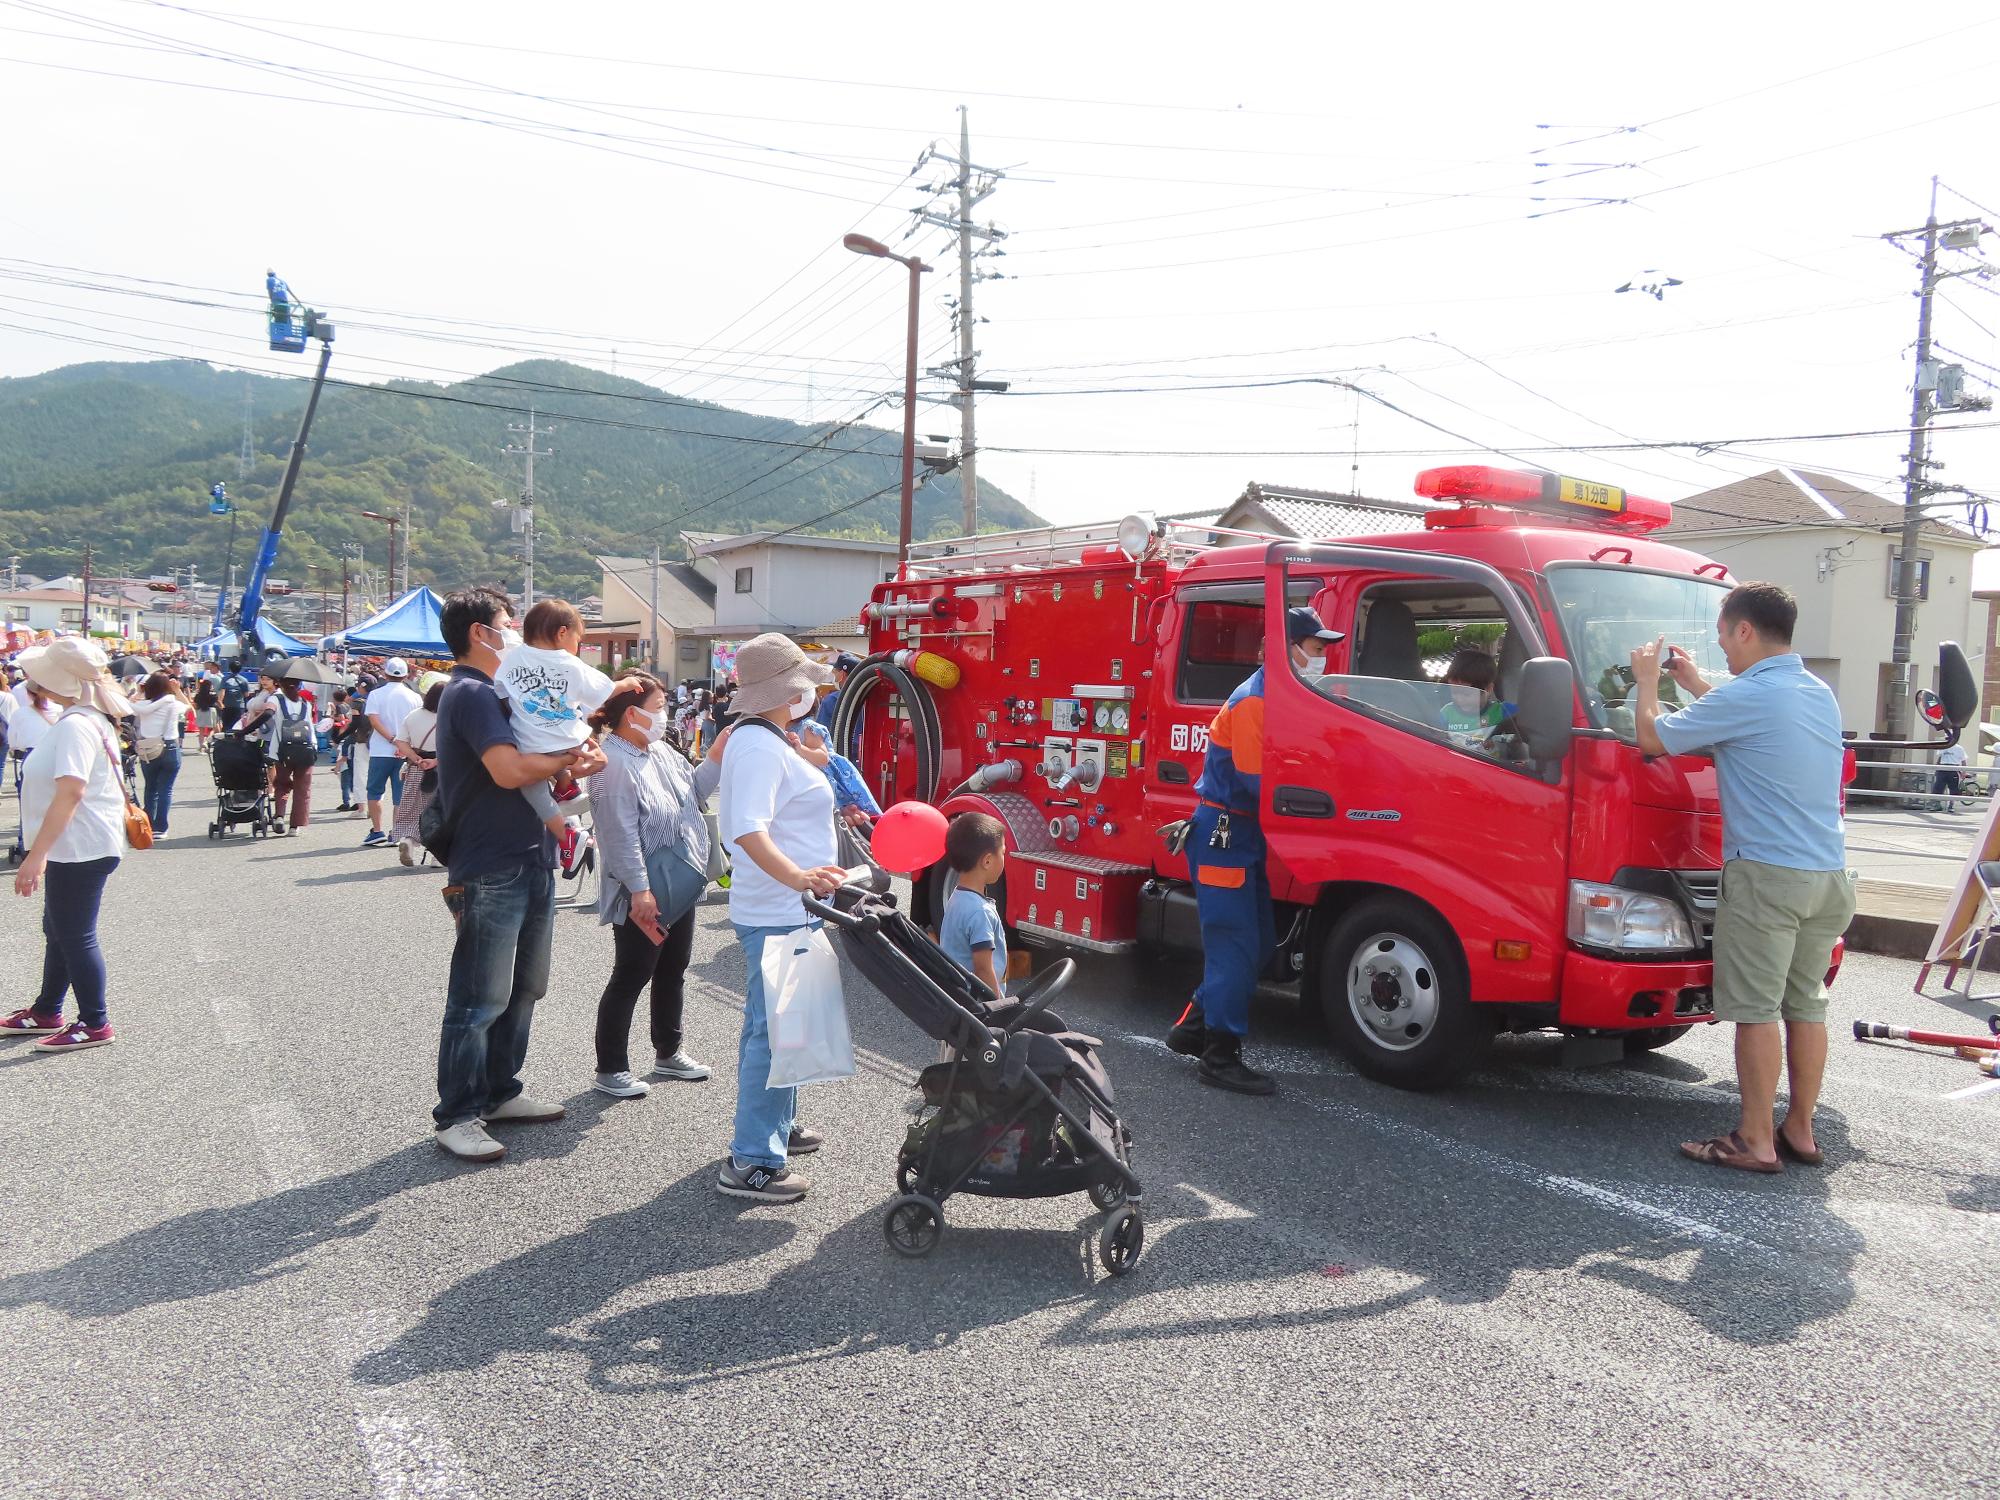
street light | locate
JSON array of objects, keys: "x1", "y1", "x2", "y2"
[
  {"x1": 844, "y1": 232, "x2": 931, "y2": 571},
  {"x1": 359, "y1": 510, "x2": 403, "y2": 598}
]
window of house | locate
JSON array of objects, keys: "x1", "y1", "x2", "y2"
[
  {"x1": 1885, "y1": 549, "x2": 1931, "y2": 602},
  {"x1": 59, "y1": 608, "x2": 82, "y2": 625},
  {"x1": 734, "y1": 566, "x2": 753, "y2": 594}
]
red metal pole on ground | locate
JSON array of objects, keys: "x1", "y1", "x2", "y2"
[{"x1": 1853, "y1": 1019, "x2": 2000, "y2": 1050}]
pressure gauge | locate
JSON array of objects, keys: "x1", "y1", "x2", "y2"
[
  {"x1": 1093, "y1": 702, "x2": 1111, "y2": 730},
  {"x1": 1110, "y1": 704, "x2": 1130, "y2": 732}
]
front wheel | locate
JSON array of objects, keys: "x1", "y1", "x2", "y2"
[
  {"x1": 1318, "y1": 896, "x2": 1491, "y2": 1090},
  {"x1": 1622, "y1": 1024, "x2": 1693, "y2": 1056}
]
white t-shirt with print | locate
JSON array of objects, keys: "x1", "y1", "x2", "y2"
[
  {"x1": 492, "y1": 644, "x2": 614, "y2": 754},
  {"x1": 718, "y1": 721, "x2": 838, "y2": 928},
  {"x1": 22, "y1": 709, "x2": 126, "y2": 863},
  {"x1": 365, "y1": 680, "x2": 422, "y2": 756}
]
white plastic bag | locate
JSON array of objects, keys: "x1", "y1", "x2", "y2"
[{"x1": 762, "y1": 925, "x2": 855, "y2": 1088}]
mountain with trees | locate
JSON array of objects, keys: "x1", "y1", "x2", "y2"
[{"x1": 0, "y1": 358, "x2": 1040, "y2": 604}]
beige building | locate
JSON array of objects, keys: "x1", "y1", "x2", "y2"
[{"x1": 1663, "y1": 468, "x2": 1987, "y2": 734}]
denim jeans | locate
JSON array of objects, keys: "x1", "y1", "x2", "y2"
[
  {"x1": 730, "y1": 921, "x2": 812, "y2": 1171},
  {"x1": 33, "y1": 855, "x2": 119, "y2": 1029},
  {"x1": 140, "y1": 742, "x2": 182, "y2": 835},
  {"x1": 337, "y1": 754, "x2": 355, "y2": 806},
  {"x1": 433, "y1": 859, "x2": 555, "y2": 1129},
  {"x1": 366, "y1": 755, "x2": 403, "y2": 805}
]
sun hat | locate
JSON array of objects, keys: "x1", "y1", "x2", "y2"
[
  {"x1": 382, "y1": 657, "x2": 409, "y2": 679},
  {"x1": 19, "y1": 637, "x2": 133, "y2": 718},
  {"x1": 730, "y1": 632, "x2": 833, "y2": 717}
]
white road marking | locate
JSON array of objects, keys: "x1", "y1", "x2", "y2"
[{"x1": 1944, "y1": 1077, "x2": 2000, "y2": 1101}]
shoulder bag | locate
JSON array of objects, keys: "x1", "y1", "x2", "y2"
[{"x1": 89, "y1": 720, "x2": 152, "y2": 851}]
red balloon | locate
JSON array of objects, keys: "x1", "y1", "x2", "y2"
[{"x1": 870, "y1": 801, "x2": 949, "y2": 873}]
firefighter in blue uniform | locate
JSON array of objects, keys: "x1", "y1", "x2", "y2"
[{"x1": 1167, "y1": 606, "x2": 1342, "y2": 1094}]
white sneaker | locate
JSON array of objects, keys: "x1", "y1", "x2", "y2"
[
  {"x1": 397, "y1": 838, "x2": 416, "y2": 866},
  {"x1": 651, "y1": 1051, "x2": 711, "y2": 1082},
  {"x1": 482, "y1": 1094, "x2": 566, "y2": 1124},
  {"x1": 594, "y1": 1070, "x2": 652, "y2": 1099},
  {"x1": 435, "y1": 1120, "x2": 505, "y2": 1162}
]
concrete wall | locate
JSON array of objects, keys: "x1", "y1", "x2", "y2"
[
  {"x1": 703, "y1": 543, "x2": 893, "y2": 632},
  {"x1": 1676, "y1": 527, "x2": 1982, "y2": 734}
]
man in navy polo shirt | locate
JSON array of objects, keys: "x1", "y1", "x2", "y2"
[{"x1": 428, "y1": 587, "x2": 606, "y2": 1163}]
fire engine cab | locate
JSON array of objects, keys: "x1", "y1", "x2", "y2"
[{"x1": 837, "y1": 465, "x2": 1975, "y2": 1090}]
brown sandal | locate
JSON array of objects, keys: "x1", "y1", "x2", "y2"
[
  {"x1": 1776, "y1": 1132, "x2": 1823, "y2": 1167},
  {"x1": 1679, "y1": 1130, "x2": 1783, "y2": 1174}
]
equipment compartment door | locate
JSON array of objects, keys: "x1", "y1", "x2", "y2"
[{"x1": 1260, "y1": 546, "x2": 1573, "y2": 1002}]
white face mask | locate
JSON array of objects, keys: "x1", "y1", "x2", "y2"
[
  {"x1": 787, "y1": 689, "x2": 817, "y2": 723},
  {"x1": 1291, "y1": 644, "x2": 1326, "y2": 675},
  {"x1": 633, "y1": 706, "x2": 668, "y2": 744},
  {"x1": 482, "y1": 622, "x2": 523, "y2": 655}
]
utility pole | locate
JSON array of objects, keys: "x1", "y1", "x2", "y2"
[
  {"x1": 80, "y1": 540, "x2": 92, "y2": 638},
  {"x1": 503, "y1": 407, "x2": 553, "y2": 608},
  {"x1": 648, "y1": 542, "x2": 661, "y2": 674},
  {"x1": 1882, "y1": 179, "x2": 1992, "y2": 740},
  {"x1": 238, "y1": 382, "x2": 254, "y2": 480},
  {"x1": 913, "y1": 110, "x2": 1007, "y2": 536}
]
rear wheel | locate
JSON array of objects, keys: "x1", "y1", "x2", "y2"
[
  {"x1": 1318, "y1": 895, "x2": 1490, "y2": 1090},
  {"x1": 884, "y1": 1195, "x2": 943, "y2": 1258}
]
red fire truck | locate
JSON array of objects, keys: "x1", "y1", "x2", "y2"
[{"x1": 837, "y1": 465, "x2": 1976, "y2": 1090}]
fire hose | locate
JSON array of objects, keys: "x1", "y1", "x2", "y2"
[{"x1": 832, "y1": 653, "x2": 942, "y2": 807}]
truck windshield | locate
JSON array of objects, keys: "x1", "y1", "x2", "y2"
[{"x1": 1547, "y1": 565, "x2": 1733, "y2": 740}]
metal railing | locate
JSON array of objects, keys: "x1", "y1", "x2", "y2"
[
  {"x1": 1847, "y1": 754, "x2": 1992, "y2": 811},
  {"x1": 902, "y1": 516, "x2": 1284, "y2": 577}
]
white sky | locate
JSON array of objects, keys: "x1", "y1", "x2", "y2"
[{"x1": 3, "y1": 1, "x2": 1999, "y2": 580}]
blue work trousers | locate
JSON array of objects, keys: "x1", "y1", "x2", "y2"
[{"x1": 1187, "y1": 807, "x2": 1275, "y2": 1040}]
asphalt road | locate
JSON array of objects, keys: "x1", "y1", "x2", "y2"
[
  {"x1": 2, "y1": 763, "x2": 1996, "y2": 1500},
  {"x1": 1845, "y1": 802, "x2": 1987, "y2": 888}
]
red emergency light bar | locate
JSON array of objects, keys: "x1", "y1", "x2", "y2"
[{"x1": 1414, "y1": 465, "x2": 1673, "y2": 532}]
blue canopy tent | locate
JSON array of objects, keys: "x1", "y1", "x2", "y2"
[
  {"x1": 321, "y1": 587, "x2": 448, "y2": 658},
  {"x1": 193, "y1": 616, "x2": 316, "y2": 660}
]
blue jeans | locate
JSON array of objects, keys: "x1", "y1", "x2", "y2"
[
  {"x1": 366, "y1": 755, "x2": 403, "y2": 805},
  {"x1": 433, "y1": 859, "x2": 555, "y2": 1128},
  {"x1": 730, "y1": 921, "x2": 808, "y2": 1171},
  {"x1": 33, "y1": 855, "x2": 119, "y2": 1029},
  {"x1": 140, "y1": 742, "x2": 182, "y2": 835},
  {"x1": 337, "y1": 755, "x2": 356, "y2": 806}
]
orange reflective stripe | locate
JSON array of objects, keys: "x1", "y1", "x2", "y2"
[
  {"x1": 1228, "y1": 694, "x2": 1264, "y2": 777},
  {"x1": 1196, "y1": 864, "x2": 1248, "y2": 889}
]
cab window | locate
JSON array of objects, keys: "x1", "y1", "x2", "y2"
[
  {"x1": 1174, "y1": 581, "x2": 1317, "y2": 705},
  {"x1": 1307, "y1": 581, "x2": 1533, "y2": 766}
]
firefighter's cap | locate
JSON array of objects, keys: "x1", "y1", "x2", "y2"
[{"x1": 1285, "y1": 607, "x2": 1344, "y2": 645}]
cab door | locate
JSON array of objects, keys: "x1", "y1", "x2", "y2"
[{"x1": 1260, "y1": 545, "x2": 1573, "y2": 1003}]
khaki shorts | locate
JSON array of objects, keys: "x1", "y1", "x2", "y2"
[{"x1": 1711, "y1": 858, "x2": 1856, "y2": 1025}]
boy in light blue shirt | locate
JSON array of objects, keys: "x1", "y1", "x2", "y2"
[{"x1": 938, "y1": 811, "x2": 1008, "y2": 1000}]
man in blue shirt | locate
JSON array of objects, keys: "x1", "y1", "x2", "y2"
[
  {"x1": 1631, "y1": 581, "x2": 1854, "y2": 1175},
  {"x1": 429, "y1": 587, "x2": 606, "y2": 1163}
]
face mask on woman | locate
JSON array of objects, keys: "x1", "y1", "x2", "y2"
[
  {"x1": 787, "y1": 689, "x2": 817, "y2": 723},
  {"x1": 632, "y1": 707, "x2": 668, "y2": 744}
]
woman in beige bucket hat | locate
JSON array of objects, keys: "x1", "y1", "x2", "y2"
[{"x1": 2, "y1": 638, "x2": 136, "y2": 1053}]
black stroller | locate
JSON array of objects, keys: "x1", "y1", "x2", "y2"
[
  {"x1": 207, "y1": 731, "x2": 274, "y2": 839},
  {"x1": 806, "y1": 883, "x2": 1146, "y2": 1275}
]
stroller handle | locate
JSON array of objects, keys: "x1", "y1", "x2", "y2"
[{"x1": 799, "y1": 866, "x2": 885, "y2": 930}]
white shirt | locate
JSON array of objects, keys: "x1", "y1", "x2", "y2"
[
  {"x1": 132, "y1": 696, "x2": 184, "y2": 743},
  {"x1": 718, "y1": 721, "x2": 838, "y2": 928},
  {"x1": 365, "y1": 680, "x2": 422, "y2": 756},
  {"x1": 398, "y1": 706, "x2": 439, "y2": 757},
  {"x1": 9, "y1": 682, "x2": 55, "y2": 754},
  {"x1": 22, "y1": 709, "x2": 127, "y2": 863},
  {"x1": 492, "y1": 644, "x2": 614, "y2": 753}
]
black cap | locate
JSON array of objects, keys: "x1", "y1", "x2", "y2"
[{"x1": 1285, "y1": 606, "x2": 1344, "y2": 645}]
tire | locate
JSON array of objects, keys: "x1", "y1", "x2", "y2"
[
  {"x1": 208, "y1": 822, "x2": 220, "y2": 840},
  {"x1": 1622, "y1": 1024, "x2": 1693, "y2": 1056},
  {"x1": 1318, "y1": 895, "x2": 1491, "y2": 1090},
  {"x1": 1098, "y1": 1206, "x2": 1144, "y2": 1276},
  {"x1": 884, "y1": 1195, "x2": 943, "y2": 1258},
  {"x1": 1087, "y1": 1179, "x2": 1128, "y2": 1214},
  {"x1": 896, "y1": 1158, "x2": 919, "y2": 1195}
]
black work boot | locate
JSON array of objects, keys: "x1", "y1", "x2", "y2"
[
  {"x1": 1165, "y1": 1003, "x2": 1207, "y2": 1058},
  {"x1": 1198, "y1": 1034, "x2": 1277, "y2": 1096}
]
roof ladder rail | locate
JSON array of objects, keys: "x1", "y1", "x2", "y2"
[{"x1": 902, "y1": 515, "x2": 1287, "y2": 577}]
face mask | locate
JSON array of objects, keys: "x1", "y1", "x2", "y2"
[
  {"x1": 633, "y1": 707, "x2": 668, "y2": 744},
  {"x1": 787, "y1": 689, "x2": 817, "y2": 723},
  {"x1": 1292, "y1": 645, "x2": 1325, "y2": 675},
  {"x1": 1449, "y1": 685, "x2": 1481, "y2": 713},
  {"x1": 483, "y1": 622, "x2": 523, "y2": 655}
]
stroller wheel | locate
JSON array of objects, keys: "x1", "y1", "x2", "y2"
[
  {"x1": 896, "y1": 1159, "x2": 921, "y2": 1195},
  {"x1": 208, "y1": 822, "x2": 220, "y2": 840},
  {"x1": 1098, "y1": 1206, "x2": 1144, "y2": 1276},
  {"x1": 1087, "y1": 1179, "x2": 1128, "y2": 1214},
  {"x1": 883, "y1": 1194, "x2": 943, "y2": 1258}
]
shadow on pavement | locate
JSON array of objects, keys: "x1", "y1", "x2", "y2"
[{"x1": 0, "y1": 1091, "x2": 614, "y2": 1320}]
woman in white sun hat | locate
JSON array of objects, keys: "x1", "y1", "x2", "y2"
[
  {"x1": 1, "y1": 638, "x2": 138, "y2": 1053},
  {"x1": 714, "y1": 632, "x2": 847, "y2": 1204}
]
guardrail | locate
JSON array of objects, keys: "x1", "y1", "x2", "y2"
[{"x1": 1848, "y1": 755, "x2": 1990, "y2": 810}]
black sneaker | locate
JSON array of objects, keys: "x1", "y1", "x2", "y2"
[
  {"x1": 1198, "y1": 1037, "x2": 1277, "y2": 1096},
  {"x1": 787, "y1": 1125, "x2": 823, "y2": 1156},
  {"x1": 1165, "y1": 1003, "x2": 1207, "y2": 1058},
  {"x1": 717, "y1": 1161, "x2": 810, "y2": 1202}
]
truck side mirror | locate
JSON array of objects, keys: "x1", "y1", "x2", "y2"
[
  {"x1": 1514, "y1": 657, "x2": 1576, "y2": 764},
  {"x1": 1938, "y1": 641, "x2": 1977, "y2": 730}
]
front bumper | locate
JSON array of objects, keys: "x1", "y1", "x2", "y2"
[{"x1": 1558, "y1": 949, "x2": 1714, "y2": 1031}]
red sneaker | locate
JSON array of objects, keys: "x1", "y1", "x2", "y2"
[
  {"x1": 558, "y1": 819, "x2": 584, "y2": 877},
  {"x1": 552, "y1": 779, "x2": 582, "y2": 805},
  {"x1": 35, "y1": 1021, "x2": 114, "y2": 1053},
  {"x1": 0, "y1": 1007, "x2": 64, "y2": 1035}
]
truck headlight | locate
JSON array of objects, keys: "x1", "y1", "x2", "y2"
[{"x1": 1567, "y1": 881, "x2": 1695, "y2": 952}]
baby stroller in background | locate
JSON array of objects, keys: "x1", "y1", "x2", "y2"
[
  {"x1": 207, "y1": 731, "x2": 274, "y2": 839},
  {"x1": 806, "y1": 882, "x2": 1146, "y2": 1275}
]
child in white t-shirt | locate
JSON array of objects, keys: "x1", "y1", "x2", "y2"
[{"x1": 492, "y1": 599, "x2": 613, "y2": 873}]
